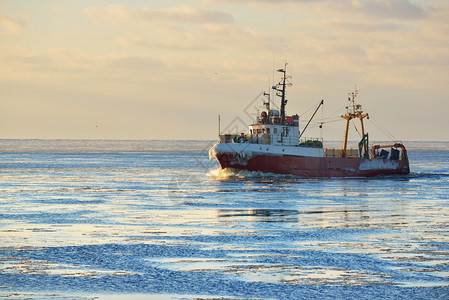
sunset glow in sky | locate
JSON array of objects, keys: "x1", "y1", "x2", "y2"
[{"x1": 1, "y1": 0, "x2": 448, "y2": 141}]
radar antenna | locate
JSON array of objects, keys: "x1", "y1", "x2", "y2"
[{"x1": 272, "y1": 62, "x2": 292, "y2": 124}]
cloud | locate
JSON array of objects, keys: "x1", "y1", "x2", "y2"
[
  {"x1": 352, "y1": 0, "x2": 427, "y2": 20},
  {"x1": 79, "y1": 1, "x2": 448, "y2": 89},
  {"x1": 84, "y1": 4, "x2": 241, "y2": 52},
  {"x1": 0, "y1": 12, "x2": 23, "y2": 36},
  {"x1": 0, "y1": 45, "x2": 167, "y2": 85},
  {"x1": 84, "y1": 4, "x2": 234, "y2": 25},
  {"x1": 118, "y1": 22, "x2": 281, "y2": 53},
  {"x1": 84, "y1": 4, "x2": 279, "y2": 54},
  {"x1": 207, "y1": 0, "x2": 427, "y2": 20}
]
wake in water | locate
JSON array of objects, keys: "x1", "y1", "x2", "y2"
[
  {"x1": 207, "y1": 167, "x2": 427, "y2": 181},
  {"x1": 408, "y1": 171, "x2": 449, "y2": 180},
  {"x1": 207, "y1": 167, "x2": 300, "y2": 180}
]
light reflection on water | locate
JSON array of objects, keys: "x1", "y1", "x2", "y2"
[{"x1": 0, "y1": 142, "x2": 448, "y2": 298}]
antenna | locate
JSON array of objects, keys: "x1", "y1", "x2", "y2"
[
  {"x1": 263, "y1": 91, "x2": 270, "y2": 110},
  {"x1": 274, "y1": 62, "x2": 292, "y2": 124},
  {"x1": 272, "y1": 51, "x2": 275, "y2": 103},
  {"x1": 347, "y1": 84, "x2": 359, "y2": 114},
  {"x1": 218, "y1": 115, "x2": 221, "y2": 139}
]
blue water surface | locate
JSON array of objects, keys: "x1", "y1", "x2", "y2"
[{"x1": 0, "y1": 140, "x2": 448, "y2": 299}]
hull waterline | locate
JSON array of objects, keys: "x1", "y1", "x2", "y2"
[{"x1": 215, "y1": 152, "x2": 409, "y2": 178}]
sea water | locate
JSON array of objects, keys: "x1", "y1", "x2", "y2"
[{"x1": 0, "y1": 140, "x2": 448, "y2": 299}]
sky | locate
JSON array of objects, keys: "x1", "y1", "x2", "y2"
[{"x1": 0, "y1": 0, "x2": 448, "y2": 141}]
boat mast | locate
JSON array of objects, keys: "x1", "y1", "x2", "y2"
[
  {"x1": 274, "y1": 63, "x2": 289, "y2": 124},
  {"x1": 341, "y1": 88, "x2": 369, "y2": 158}
]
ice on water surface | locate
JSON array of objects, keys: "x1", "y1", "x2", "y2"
[{"x1": 0, "y1": 140, "x2": 448, "y2": 299}]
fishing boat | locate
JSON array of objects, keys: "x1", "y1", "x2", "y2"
[{"x1": 209, "y1": 64, "x2": 410, "y2": 177}]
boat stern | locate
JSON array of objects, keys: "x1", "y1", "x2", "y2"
[{"x1": 370, "y1": 143, "x2": 410, "y2": 175}]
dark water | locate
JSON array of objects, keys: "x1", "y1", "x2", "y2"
[{"x1": 0, "y1": 140, "x2": 448, "y2": 299}]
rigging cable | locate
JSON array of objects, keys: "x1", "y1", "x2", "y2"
[
  {"x1": 352, "y1": 120, "x2": 361, "y2": 138},
  {"x1": 300, "y1": 100, "x2": 324, "y2": 118},
  {"x1": 369, "y1": 117, "x2": 399, "y2": 142},
  {"x1": 361, "y1": 103, "x2": 399, "y2": 142},
  {"x1": 299, "y1": 100, "x2": 324, "y2": 139},
  {"x1": 320, "y1": 100, "x2": 324, "y2": 139},
  {"x1": 326, "y1": 105, "x2": 347, "y2": 119}
]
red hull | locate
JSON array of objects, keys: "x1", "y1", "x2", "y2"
[{"x1": 215, "y1": 153, "x2": 410, "y2": 177}]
